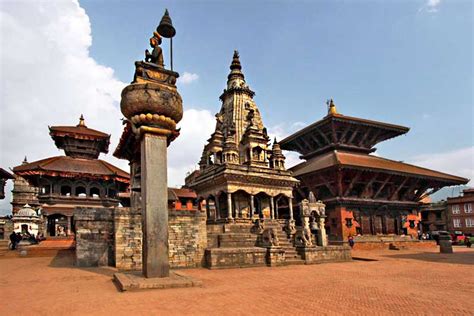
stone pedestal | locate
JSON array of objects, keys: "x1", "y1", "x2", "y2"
[
  {"x1": 297, "y1": 245, "x2": 351, "y2": 264},
  {"x1": 266, "y1": 247, "x2": 285, "y2": 267},
  {"x1": 141, "y1": 133, "x2": 169, "y2": 278},
  {"x1": 439, "y1": 234, "x2": 453, "y2": 254},
  {"x1": 114, "y1": 271, "x2": 202, "y2": 292}
]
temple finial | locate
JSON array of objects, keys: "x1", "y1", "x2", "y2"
[
  {"x1": 230, "y1": 50, "x2": 242, "y2": 71},
  {"x1": 327, "y1": 98, "x2": 338, "y2": 115},
  {"x1": 23, "y1": 156, "x2": 28, "y2": 164},
  {"x1": 78, "y1": 114, "x2": 86, "y2": 127}
]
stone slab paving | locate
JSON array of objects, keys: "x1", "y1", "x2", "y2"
[{"x1": 0, "y1": 247, "x2": 473, "y2": 315}]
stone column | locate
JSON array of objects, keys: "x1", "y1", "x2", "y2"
[
  {"x1": 318, "y1": 216, "x2": 328, "y2": 246},
  {"x1": 66, "y1": 215, "x2": 72, "y2": 236},
  {"x1": 141, "y1": 133, "x2": 169, "y2": 278},
  {"x1": 289, "y1": 197, "x2": 294, "y2": 220},
  {"x1": 205, "y1": 198, "x2": 210, "y2": 220},
  {"x1": 250, "y1": 195, "x2": 255, "y2": 219},
  {"x1": 227, "y1": 193, "x2": 233, "y2": 220},
  {"x1": 215, "y1": 198, "x2": 220, "y2": 219},
  {"x1": 270, "y1": 196, "x2": 275, "y2": 219}
]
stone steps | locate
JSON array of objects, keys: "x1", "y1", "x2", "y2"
[{"x1": 270, "y1": 223, "x2": 306, "y2": 263}]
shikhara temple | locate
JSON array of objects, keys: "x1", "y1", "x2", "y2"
[
  {"x1": 12, "y1": 116, "x2": 129, "y2": 237},
  {"x1": 280, "y1": 100, "x2": 468, "y2": 242}
]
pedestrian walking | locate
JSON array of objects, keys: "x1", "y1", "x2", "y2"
[
  {"x1": 9, "y1": 231, "x2": 17, "y2": 250},
  {"x1": 348, "y1": 235, "x2": 355, "y2": 249}
]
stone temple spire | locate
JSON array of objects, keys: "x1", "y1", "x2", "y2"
[{"x1": 226, "y1": 50, "x2": 249, "y2": 90}]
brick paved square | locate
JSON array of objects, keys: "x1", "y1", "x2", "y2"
[{"x1": 1, "y1": 247, "x2": 473, "y2": 315}]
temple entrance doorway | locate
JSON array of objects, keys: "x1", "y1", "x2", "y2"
[
  {"x1": 254, "y1": 192, "x2": 270, "y2": 218},
  {"x1": 275, "y1": 194, "x2": 290, "y2": 220},
  {"x1": 21, "y1": 224, "x2": 28, "y2": 234},
  {"x1": 47, "y1": 214, "x2": 68, "y2": 237}
]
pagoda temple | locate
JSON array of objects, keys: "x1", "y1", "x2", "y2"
[
  {"x1": 280, "y1": 100, "x2": 469, "y2": 242},
  {"x1": 185, "y1": 51, "x2": 299, "y2": 222},
  {"x1": 13, "y1": 116, "x2": 129, "y2": 237}
]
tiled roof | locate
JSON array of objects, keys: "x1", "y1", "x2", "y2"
[
  {"x1": 281, "y1": 113, "x2": 409, "y2": 146},
  {"x1": 291, "y1": 150, "x2": 469, "y2": 184},
  {"x1": 170, "y1": 187, "x2": 197, "y2": 199},
  {"x1": 49, "y1": 125, "x2": 109, "y2": 139},
  {"x1": 0, "y1": 168, "x2": 14, "y2": 179},
  {"x1": 118, "y1": 187, "x2": 197, "y2": 201},
  {"x1": 13, "y1": 156, "x2": 129, "y2": 183}
]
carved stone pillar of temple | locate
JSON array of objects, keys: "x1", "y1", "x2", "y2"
[
  {"x1": 270, "y1": 196, "x2": 275, "y2": 219},
  {"x1": 289, "y1": 197, "x2": 294, "y2": 221},
  {"x1": 227, "y1": 193, "x2": 233, "y2": 220},
  {"x1": 250, "y1": 195, "x2": 255, "y2": 218}
]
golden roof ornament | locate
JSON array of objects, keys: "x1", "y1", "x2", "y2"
[
  {"x1": 327, "y1": 99, "x2": 338, "y2": 115},
  {"x1": 77, "y1": 114, "x2": 86, "y2": 127}
]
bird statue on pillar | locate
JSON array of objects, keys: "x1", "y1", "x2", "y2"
[{"x1": 145, "y1": 32, "x2": 164, "y2": 67}]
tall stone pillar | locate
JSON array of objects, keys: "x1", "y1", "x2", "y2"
[
  {"x1": 117, "y1": 29, "x2": 182, "y2": 280},
  {"x1": 250, "y1": 195, "x2": 255, "y2": 218},
  {"x1": 227, "y1": 193, "x2": 233, "y2": 219},
  {"x1": 140, "y1": 134, "x2": 169, "y2": 278},
  {"x1": 289, "y1": 197, "x2": 294, "y2": 221}
]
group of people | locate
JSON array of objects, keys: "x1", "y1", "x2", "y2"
[
  {"x1": 8, "y1": 231, "x2": 44, "y2": 250},
  {"x1": 418, "y1": 231, "x2": 432, "y2": 240}
]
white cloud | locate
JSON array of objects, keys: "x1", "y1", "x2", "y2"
[
  {"x1": 419, "y1": 0, "x2": 442, "y2": 13},
  {"x1": 177, "y1": 72, "x2": 199, "y2": 84},
  {"x1": 0, "y1": 1, "x2": 131, "y2": 214},
  {"x1": 0, "y1": 1, "x2": 219, "y2": 214},
  {"x1": 408, "y1": 146, "x2": 473, "y2": 185},
  {"x1": 168, "y1": 109, "x2": 215, "y2": 187}
]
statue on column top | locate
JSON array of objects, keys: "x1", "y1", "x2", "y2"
[{"x1": 145, "y1": 32, "x2": 164, "y2": 67}]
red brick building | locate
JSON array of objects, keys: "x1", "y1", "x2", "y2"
[{"x1": 447, "y1": 188, "x2": 474, "y2": 235}]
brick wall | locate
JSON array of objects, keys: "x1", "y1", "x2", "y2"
[
  {"x1": 74, "y1": 207, "x2": 115, "y2": 267},
  {"x1": 113, "y1": 208, "x2": 208, "y2": 270},
  {"x1": 114, "y1": 207, "x2": 142, "y2": 270},
  {"x1": 168, "y1": 209, "x2": 207, "y2": 268}
]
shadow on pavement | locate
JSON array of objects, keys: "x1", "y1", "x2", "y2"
[
  {"x1": 382, "y1": 251, "x2": 474, "y2": 266},
  {"x1": 49, "y1": 250, "x2": 118, "y2": 277}
]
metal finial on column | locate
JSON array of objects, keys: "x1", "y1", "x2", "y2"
[{"x1": 157, "y1": 9, "x2": 176, "y2": 71}]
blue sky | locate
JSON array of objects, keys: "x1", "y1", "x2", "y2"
[
  {"x1": 81, "y1": 0, "x2": 472, "y2": 159},
  {"x1": 0, "y1": 0, "x2": 472, "y2": 214}
]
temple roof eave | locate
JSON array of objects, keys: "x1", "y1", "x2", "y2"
[
  {"x1": 291, "y1": 151, "x2": 469, "y2": 185},
  {"x1": 13, "y1": 156, "x2": 130, "y2": 185},
  {"x1": 188, "y1": 164, "x2": 299, "y2": 194},
  {"x1": 280, "y1": 113, "x2": 409, "y2": 151}
]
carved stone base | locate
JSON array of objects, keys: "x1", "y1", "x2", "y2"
[
  {"x1": 266, "y1": 247, "x2": 285, "y2": 267},
  {"x1": 114, "y1": 271, "x2": 202, "y2": 292},
  {"x1": 205, "y1": 247, "x2": 267, "y2": 269},
  {"x1": 297, "y1": 245, "x2": 351, "y2": 264}
]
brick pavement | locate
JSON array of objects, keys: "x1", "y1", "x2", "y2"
[{"x1": 0, "y1": 247, "x2": 473, "y2": 315}]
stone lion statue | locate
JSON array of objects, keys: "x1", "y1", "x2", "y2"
[{"x1": 262, "y1": 228, "x2": 279, "y2": 247}]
